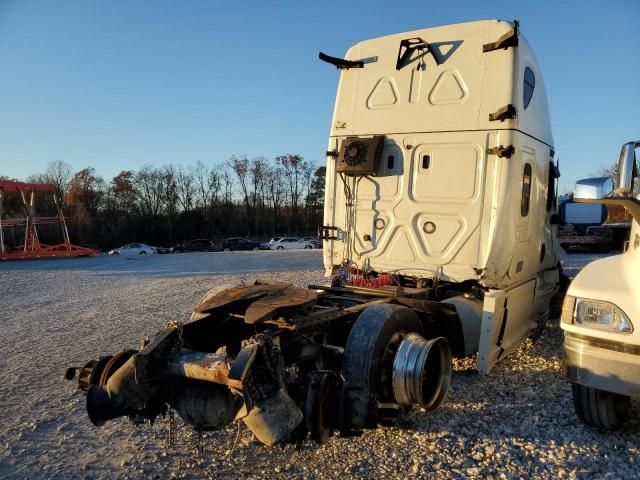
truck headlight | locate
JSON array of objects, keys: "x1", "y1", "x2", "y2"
[{"x1": 571, "y1": 298, "x2": 633, "y2": 333}]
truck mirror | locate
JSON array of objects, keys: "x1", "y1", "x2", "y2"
[
  {"x1": 615, "y1": 140, "x2": 639, "y2": 196},
  {"x1": 573, "y1": 177, "x2": 614, "y2": 200}
]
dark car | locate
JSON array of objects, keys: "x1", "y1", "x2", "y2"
[
  {"x1": 170, "y1": 239, "x2": 218, "y2": 253},
  {"x1": 219, "y1": 237, "x2": 260, "y2": 251}
]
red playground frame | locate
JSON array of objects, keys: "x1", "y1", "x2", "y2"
[{"x1": 0, "y1": 180, "x2": 98, "y2": 260}]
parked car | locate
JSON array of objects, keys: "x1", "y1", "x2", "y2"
[
  {"x1": 170, "y1": 239, "x2": 218, "y2": 253},
  {"x1": 270, "y1": 237, "x2": 314, "y2": 250},
  {"x1": 300, "y1": 236, "x2": 322, "y2": 249},
  {"x1": 152, "y1": 246, "x2": 172, "y2": 254},
  {"x1": 219, "y1": 237, "x2": 260, "y2": 251},
  {"x1": 108, "y1": 243, "x2": 155, "y2": 256},
  {"x1": 258, "y1": 237, "x2": 284, "y2": 250}
]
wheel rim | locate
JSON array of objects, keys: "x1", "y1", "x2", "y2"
[{"x1": 379, "y1": 331, "x2": 407, "y2": 402}]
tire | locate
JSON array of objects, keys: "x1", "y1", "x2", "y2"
[
  {"x1": 342, "y1": 304, "x2": 423, "y2": 428},
  {"x1": 572, "y1": 383, "x2": 630, "y2": 430},
  {"x1": 139, "y1": 251, "x2": 147, "y2": 256},
  {"x1": 252, "y1": 247, "x2": 259, "y2": 251},
  {"x1": 223, "y1": 247, "x2": 231, "y2": 252},
  {"x1": 277, "y1": 246, "x2": 284, "y2": 250},
  {"x1": 304, "y1": 245, "x2": 312, "y2": 249}
]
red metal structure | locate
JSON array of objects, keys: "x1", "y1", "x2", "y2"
[{"x1": 0, "y1": 180, "x2": 98, "y2": 260}]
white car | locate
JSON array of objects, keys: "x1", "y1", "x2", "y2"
[
  {"x1": 108, "y1": 243, "x2": 156, "y2": 256},
  {"x1": 269, "y1": 237, "x2": 314, "y2": 250}
]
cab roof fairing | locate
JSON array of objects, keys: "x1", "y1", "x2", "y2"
[{"x1": 328, "y1": 19, "x2": 553, "y2": 149}]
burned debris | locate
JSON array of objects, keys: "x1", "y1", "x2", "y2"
[{"x1": 66, "y1": 280, "x2": 455, "y2": 446}]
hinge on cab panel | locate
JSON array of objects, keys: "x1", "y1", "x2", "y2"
[
  {"x1": 319, "y1": 226, "x2": 339, "y2": 240},
  {"x1": 488, "y1": 104, "x2": 517, "y2": 122},
  {"x1": 487, "y1": 145, "x2": 515, "y2": 158},
  {"x1": 483, "y1": 20, "x2": 519, "y2": 52}
]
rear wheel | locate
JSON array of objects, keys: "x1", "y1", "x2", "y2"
[
  {"x1": 572, "y1": 383, "x2": 630, "y2": 430},
  {"x1": 342, "y1": 304, "x2": 423, "y2": 429},
  {"x1": 223, "y1": 247, "x2": 231, "y2": 252},
  {"x1": 139, "y1": 251, "x2": 147, "y2": 256},
  {"x1": 304, "y1": 245, "x2": 312, "y2": 249},
  {"x1": 277, "y1": 246, "x2": 284, "y2": 250}
]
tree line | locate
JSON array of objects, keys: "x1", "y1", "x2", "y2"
[{"x1": 2, "y1": 156, "x2": 326, "y2": 250}]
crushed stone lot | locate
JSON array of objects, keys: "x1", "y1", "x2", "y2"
[{"x1": 0, "y1": 250, "x2": 638, "y2": 479}]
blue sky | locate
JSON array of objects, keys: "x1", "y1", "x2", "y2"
[{"x1": 0, "y1": 0, "x2": 638, "y2": 194}]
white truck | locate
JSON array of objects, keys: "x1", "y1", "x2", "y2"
[
  {"x1": 562, "y1": 141, "x2": 640, "y2": 429},
  {"x1": 66, "y1": 20, "x2": 564, "y2": 446},
  {"x1": 321, "y1": 18, "x2": 562, "y2": 374}
]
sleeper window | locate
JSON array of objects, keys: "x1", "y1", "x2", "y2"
[{"x1": 523, "y1": 67, "x2": 535, "y2": 109}]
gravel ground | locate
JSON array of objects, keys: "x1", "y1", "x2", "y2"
[{"x1": 0, "y1": 250, "x2": 638, "y2": 479}]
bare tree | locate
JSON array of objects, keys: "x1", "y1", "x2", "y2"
[
  {"x1": 305, "y1": 165, "x2": 325, "y2": 230},
  {"x1": 230, "y1": 156, "x2": 270, "y2": 234},
  {"x1": 132, "y1": 165, "x2": 165, "y2": 217},
  {"x1": 44, "y1": 161, "x2": 73, "y2": 207},
  {"x1": 264, "y1": 163, "x2": 286, "y2": 234},
  {"x1": 276, "y1": 154, "x2": 312, "y2": 233},
  {"x1": 174, "y1": 165, "x2": 195, "y2": 212},
  {"x1": 230, "y1": 156, "x2": 252, "y2": 233},
  {"x1": 111, "y1": 170, "x2": 136, "y2": 213},
  {"x1": 162, "y1": 165, "x2": 179, "y2": 216},
  {"x1": 193, "y1": 161, "x2": 214, "y2": 217}
]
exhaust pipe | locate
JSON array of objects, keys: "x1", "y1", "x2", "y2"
[
  {"x1": 392, "y1": 333, "x2": 451, "y2": 409},
  {"x1": 86, "y1": 356, "x2": 159, "y2": 426}
]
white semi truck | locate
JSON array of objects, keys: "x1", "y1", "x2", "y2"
[
  {"x1": 562, "y1": 141, "x2": 640, "y2": 429},
  {"x1": 66, "y1": 20, "x2": 563, "y2": 446},
  {"x1": 321, "y1": 18, "x2": 562, "y2": 374}
]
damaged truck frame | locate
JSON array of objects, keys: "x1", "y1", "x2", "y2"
[{"x1": 66, "y1": 20, "x2": 563, "y2": 446}]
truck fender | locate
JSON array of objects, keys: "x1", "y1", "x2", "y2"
[{"x1": 441, "y1": 296, "x2": 483, "y2": 357}]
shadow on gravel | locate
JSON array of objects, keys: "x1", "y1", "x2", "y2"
[{"x1": 396, "y1": 321, "x2": 640, "y2": 476}]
